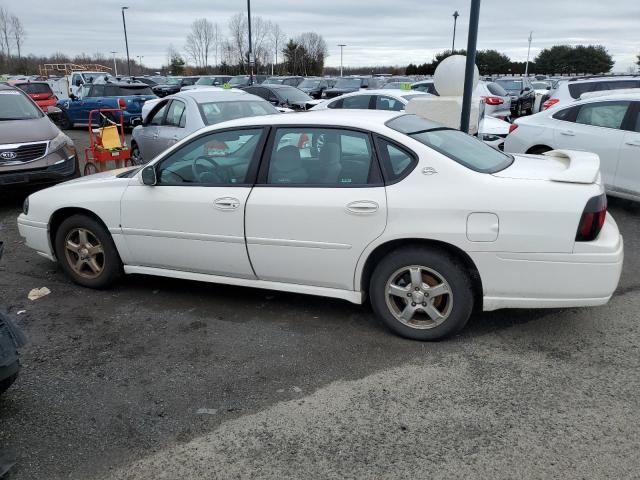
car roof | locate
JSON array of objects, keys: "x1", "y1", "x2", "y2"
[
  {"x1": 569, "y1": 91, "x2": 640, "y2": 104},
  {"x1": 332, "y1": 89, "x2": 429, "y2": 99},
  {"x1": 262, "y1": 84, "x2": 300, "y2": 89},
  {"x1": 208, "y1": 109, "x2": 403, "y2": 130},
  {"x1": 169, "y1": 89, "x2": 263, "y2": 103},
  {"x1": 568, "y1": 75, "x2": 639, "y2": 83}
]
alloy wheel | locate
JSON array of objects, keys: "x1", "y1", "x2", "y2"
[
  {"x1": 63, "y1": 228, "x2": 105, "y2": 279},
  {"x1": 384, "y1": 265, "x2": 454, "y2": 329}
]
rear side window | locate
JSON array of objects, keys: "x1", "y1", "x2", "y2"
[
  {"x1": 575, "y1": 101, "x2": 630, "y2": 130},
  {"x1": 375, "y1": 95, "x2": 404, "y2": 111},
  {"x1": 376, "y1": 138, "x2": 417, "y2": 182},
  {"x1": 342, "y1": 95, "x2": 371, "y2": 109},
  {"x1": 552, "y1": 106, "x2": 579, "y2": 122}
]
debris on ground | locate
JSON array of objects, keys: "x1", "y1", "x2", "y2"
[{"x1": 27, "y1": 287, "x2": 51, "y2": 301}]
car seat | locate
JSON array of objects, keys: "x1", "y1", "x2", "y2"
[{"x1": 269, "y1": 145, "x2": 308, "y2": 184}]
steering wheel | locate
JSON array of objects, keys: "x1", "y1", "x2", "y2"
[{"x1": 191, "y1": 156, "x2": 225, "y2": 183}]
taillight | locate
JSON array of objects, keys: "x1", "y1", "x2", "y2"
[
  {"x1": 484, "y1": 96, "x2": 503, "y2": 106},
  {"x1": 118, "y1": 98, "x2": 127, "y2": 109},
  {"x1": 542, "y1": 98, "x2": 559, "y2": 110},
  {"x1": 508, "y1": 123, "x2": 518, "y2": 134},
  {"x1": 576, "y1": 194, "x2": 607, "y2": 242}
]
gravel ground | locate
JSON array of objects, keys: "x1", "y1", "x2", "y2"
[{"x1": 0, "y1": 132, "x2": 639, "y2": 479}]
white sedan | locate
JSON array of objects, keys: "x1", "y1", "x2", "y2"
[
  {"x1": 504, "y1": 93, "x2": 640, "y2": 201},
  {"x1": 18, "y1": 111, "x2": 623, "y2": 341}
]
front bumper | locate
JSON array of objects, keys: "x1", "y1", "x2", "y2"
[
  {"x1": 18, "y1": 215, "x2": 54, "y2": 260},
  {"x1": 0, "y1": 154, "x2": 79, "y2": 187},
  {"x1": 473, "y1": 214, "x2": 624, "y2": 311}
]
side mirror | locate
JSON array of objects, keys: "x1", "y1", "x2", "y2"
[
  {"x1": 46, "y1": 106, "x2": 62, "y2": 116},
  {"x1": 69, "y1": 93, "x2": 77, "y2": 101},
  {"x1": 141, "y1": 165, "x2": 157, "y2": 186},
  {"x1": 546, "y1": 86, "x2": 551, "y2": 90},
  {"x1": 524, "y1": 87, "x2": 531, "y2": 92}
]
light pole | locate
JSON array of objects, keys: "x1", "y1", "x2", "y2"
[
  {"x1": 137, "y1": 55, "x2": 144, "y2": 75},
  {"x1": 460, "y1": 0, "x2": 481, "y2": 133},
  {"x1": 247, "y1": 0, "x2": 254, "y2": 84},
  {"x1": 110, "y1": 51, "x2": 118, "y2": 76},
  {"x1": 121, "y1": 7, "x2": 131, "y2": 77},
  {"x1": 338, "y1": 44, "x2": 346, "y2": 77},
  {"x1": 452, "y1": 11, "x2": 459, "y2": 52},
  {"x1": 524, "y1": 31, "x2": 533, "y2": 77}
]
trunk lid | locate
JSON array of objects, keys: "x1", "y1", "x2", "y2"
[{"x1": 493, "y1": 150, "x2": 601, "y2": 184}]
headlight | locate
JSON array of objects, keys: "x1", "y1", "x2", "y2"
[
  {"x1": 49, "y1": 132, "x2": 75, "y2": 153},
  {"x1": 23, "y1": 196, "x2": 29, "y2": 215}
]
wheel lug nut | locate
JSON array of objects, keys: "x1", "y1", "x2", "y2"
[
  {"x1": 415, "y1": 287, "x2": 419, "y2": 291},
  {"x1": 422, "y1": 302, "x2": 427, "y2": 306},
  {"x1": 407, "y1": 293, "x2": 412, "y2": 297},
  {"x1": 411, "y1": 302, "x2": 416, "y2": 306}
]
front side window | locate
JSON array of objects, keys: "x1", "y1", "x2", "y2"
[
  {"x1": 156, "y1": 128, "x2": 264, "y2": 185},
  {"x1": 88, "y1": 85, "x2": 105, "y2": 97},
  {"x1": 342, "y1": 95, "x2": 372, "y2": 109},
  {"x1": 164, "y1": 100, "x2": 186, "y2": 127},
  {"x1": 575, "y1": 101, "x2": 630, "y2": 130},
  {"x1": 148, "y1": 103, "x2": 168, "y2": 126},
  {"x1": 386, "y1": 114, "x2": 512, "y2": 173},
  {"x1": 376, "y1": 95, "x2": 404, "y2": 111},
  {"x1": 267, "y1": 128, "x2": 376, "y2": 186}
]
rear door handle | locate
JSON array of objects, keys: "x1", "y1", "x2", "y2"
[
  {"x1": 214, "y1": 197, "x2": 240, "y2": 210},
  {"x1": 346, "y1": 200, "x2": 379, "y2": 214},
  {"x1": 560, "y1": 130, "x2": 575, "y2": 136},
  {"x1": 625, "y1": 140, "x2": 640, "y2": 147}
]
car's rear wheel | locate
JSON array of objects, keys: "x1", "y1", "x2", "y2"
[
  {"x1": 54, "y1": 215, "x2": 122, "y2": 289},
  {"x1": 369, "y1": 247, "x2": 474, "y2": 341}
]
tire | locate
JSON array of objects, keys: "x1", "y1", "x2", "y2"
[
  {"x1": 369, "y1": 247, "x2": 474, "y2": 341},
  {"x1": 58, "y1": 110, "x2": 73, "y2": 130},
  {"x1": 54, "y1": 214, "x2": 122, "y2": 289},
  {"x1": 83, "y1": 162, "x2": 98, "y2": 176},
  {"x1": 130, "y1": 141, "x2": 143, "y2": 165},
  {"x1": 0, "y1": 372, "x2": 18, "y2": 395}
]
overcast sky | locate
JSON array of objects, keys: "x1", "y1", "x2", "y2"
[{"x1": 7, "y1": 0, "x2": 640, "y2": 71}]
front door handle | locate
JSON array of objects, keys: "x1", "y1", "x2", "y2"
[
  {"x1": 346, "y1": 200, "x2": 379, "y2": 214},
  {"x1": 560, "y1": 130, "x2": 575, "y2": 136},
  {"x1": 214, "y1": 197, "x2": 240, "y2": 210}
]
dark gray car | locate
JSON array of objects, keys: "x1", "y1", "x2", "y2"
[{"x1": 0, "y1": 84, "x2": 79, "y2": 188}]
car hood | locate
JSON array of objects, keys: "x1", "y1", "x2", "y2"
[
  {"x1": 61, "y1": 167, "x2": 137, "y2": 186},
  {"x1": 493, "y1": 150, "x2": 601, "y2": 184},
  {"x1": 0, "y1": 116, "x2": 58, "y2": 144}
]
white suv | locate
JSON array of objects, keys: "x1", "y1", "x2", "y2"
[{"x1": 542, "y1": 76, "x2": 640, "y2": 111}]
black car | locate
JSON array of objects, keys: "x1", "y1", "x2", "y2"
[
  {"x1": 322, "y1": 77, "x2": 380, "y2": 99},
  {"x1": 241, "y1": 84, "x2": 316, "y2": 110},
  {"x1": 263, "y1": 76, "x2": 305, "y2": 87},
  {"x1": 0, "y1": 243, "x2": 26, "y2": 396},
  {"x1": 297, "y1": 77, "x2": 331, "y2": 99},
  {"x1": 494, "y1": 77, "x2": 536, "y2": 116},
  {"x1": 152, "y1": 76, "x2": 200, "y2": 97}
]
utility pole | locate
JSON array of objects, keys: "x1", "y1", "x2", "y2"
[
  {"x1": 110, "y1": 51, "x2": 118, "y2": 76},
  {"x1": 452, "y1": 11, "x2": 459, "y2": 52},
  {"x1": 137, "y1": 55, "x2": 144, "y2": 75},
  {"x1": 460, "y1": 0, "x2": 481, "y2": 133},
  {"x1": 525, "y1": 31, "x2": 533, "y2": 77},
  {"x1": 121, "y1": 7, "x2": 131, "y2": 77},
  {"x1": 338, "y1": 44, "x2": 346, "y2": 77},
  {"x1": 247, "y1": 0, "x2": 254, "y2": 84}
]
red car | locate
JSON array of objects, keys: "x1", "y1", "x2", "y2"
[{"x1": 13, "y1": 81, "x2": 58, "y2": 111}]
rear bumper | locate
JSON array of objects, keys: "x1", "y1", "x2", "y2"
[
  {"x1": 0, "y1": 155, "x2": 79, "y2": 187},
  {"x1": 473, "y1": 215, "x2": 624, "y2": 311}
]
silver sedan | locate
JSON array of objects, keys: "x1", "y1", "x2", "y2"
[{"x1": 131, "y1": 89, "x2": 279, "y2": 164}]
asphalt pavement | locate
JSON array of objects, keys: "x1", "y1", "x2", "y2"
[{"x1": 0, "y1": 133, "x2": 639, "y2": 478}]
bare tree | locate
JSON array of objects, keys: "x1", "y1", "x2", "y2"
[
  {"x1": 10, "y1": 15, "x2": 25, "y2": 59},
  {"x1": 269, "y1": 22, "x2": 286, "y2": 73},
  {"x1": 185, "y1": 18, "x2": 215, "y2": 69},
  {"x1": 0, "y1": 7, "x2": 11, "y2": 58},
  {"x1": 297, "y1": 32, "x2": 328, "y2": 75},
  {"x1": 228, "y1": 12, "x2": 248, "y2": 68}
]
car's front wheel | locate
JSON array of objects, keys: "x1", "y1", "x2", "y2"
[
  {"x1": 54, "y1": 214, "x2": 122, "y2": 288},
  {"x1": 369, "y1": 247, "x2": 474, "y2": 341},
  {"x1": 130, "y1": 141, "x2": 143, "y2": 165}
]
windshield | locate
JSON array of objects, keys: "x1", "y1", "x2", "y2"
[
  {"x1": 165, "y1": 77, "x2": 182, "y2": 85},
  {"x1": 15, "y1": 83, "x2": 53, "y2": 94},
  {"x1": 334, "y1": 78, "x2": 362, "y2": 89},
  {"x1": 198, "y1": 100, "x2": 278, "y2": 125},
  {"x1": 0, "y1": 90, "x2": 43, "y2": 120},
  {"x1": 386, "y1": 114, "x2": 512, "y2": 173},
  {"x1": 299, "y1": 79, "x2": 321, "y2": 88},
  {"x1": 264, "y1": 78, "x2": 284, "y2": 84},
  {"x1": 229, "y1": 76, "x2": 249, "y2": 86},
  {"x1": 495, "y1": 79, "x2": 523, "y2": 91},
  {"x1": 274, "y1": 86, "x2": 312, "y2": 104}
]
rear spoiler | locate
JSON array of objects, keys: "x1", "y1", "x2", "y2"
[{"x1": 543, "y1": 149, "x2": 600, "y2": 184}]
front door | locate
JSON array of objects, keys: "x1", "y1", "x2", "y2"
[
  {"x1": 139, "y1": 101, "x2": 168, "y2": 161},
  {"x1": 121, "y1": 127, "x2": 268, "y2": 277},
  {"x1": 155, "y1": 99, "x2": 187, "y2": 153},
  {"x1": 245, "y1": 127, "x2": 387, "y2": 291}
]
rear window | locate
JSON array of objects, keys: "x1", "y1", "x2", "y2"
[
  {"x1": 568, "y1": 80, "x2": 640, "y2": 99},
  {"x1": 15, "y1": 83, "x2": 53, "y2": 94},
  {"x1": 117, "y1": 86, "x2": 154, "y2": 96},
  {"x1": 386, "y1": 114, "x2": 513, "y2": 173},
  {"x1": 495, "y1": 79, "x2": 523, "y2": 91}
]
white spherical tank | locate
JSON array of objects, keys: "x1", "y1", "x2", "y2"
[{"x1": 433, "y1": 55, "x2": 479, "y2": 97}]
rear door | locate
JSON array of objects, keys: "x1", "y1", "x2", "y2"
[
  {"x1": 552, "y1": 100, "x2": 630, "y2": 187},
  {"x1": 615, "y1": 102, "x2": 640, "y2": 197},
  {"x1": 245, "y1": 126, "x2": 387, "y2": 290}
]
